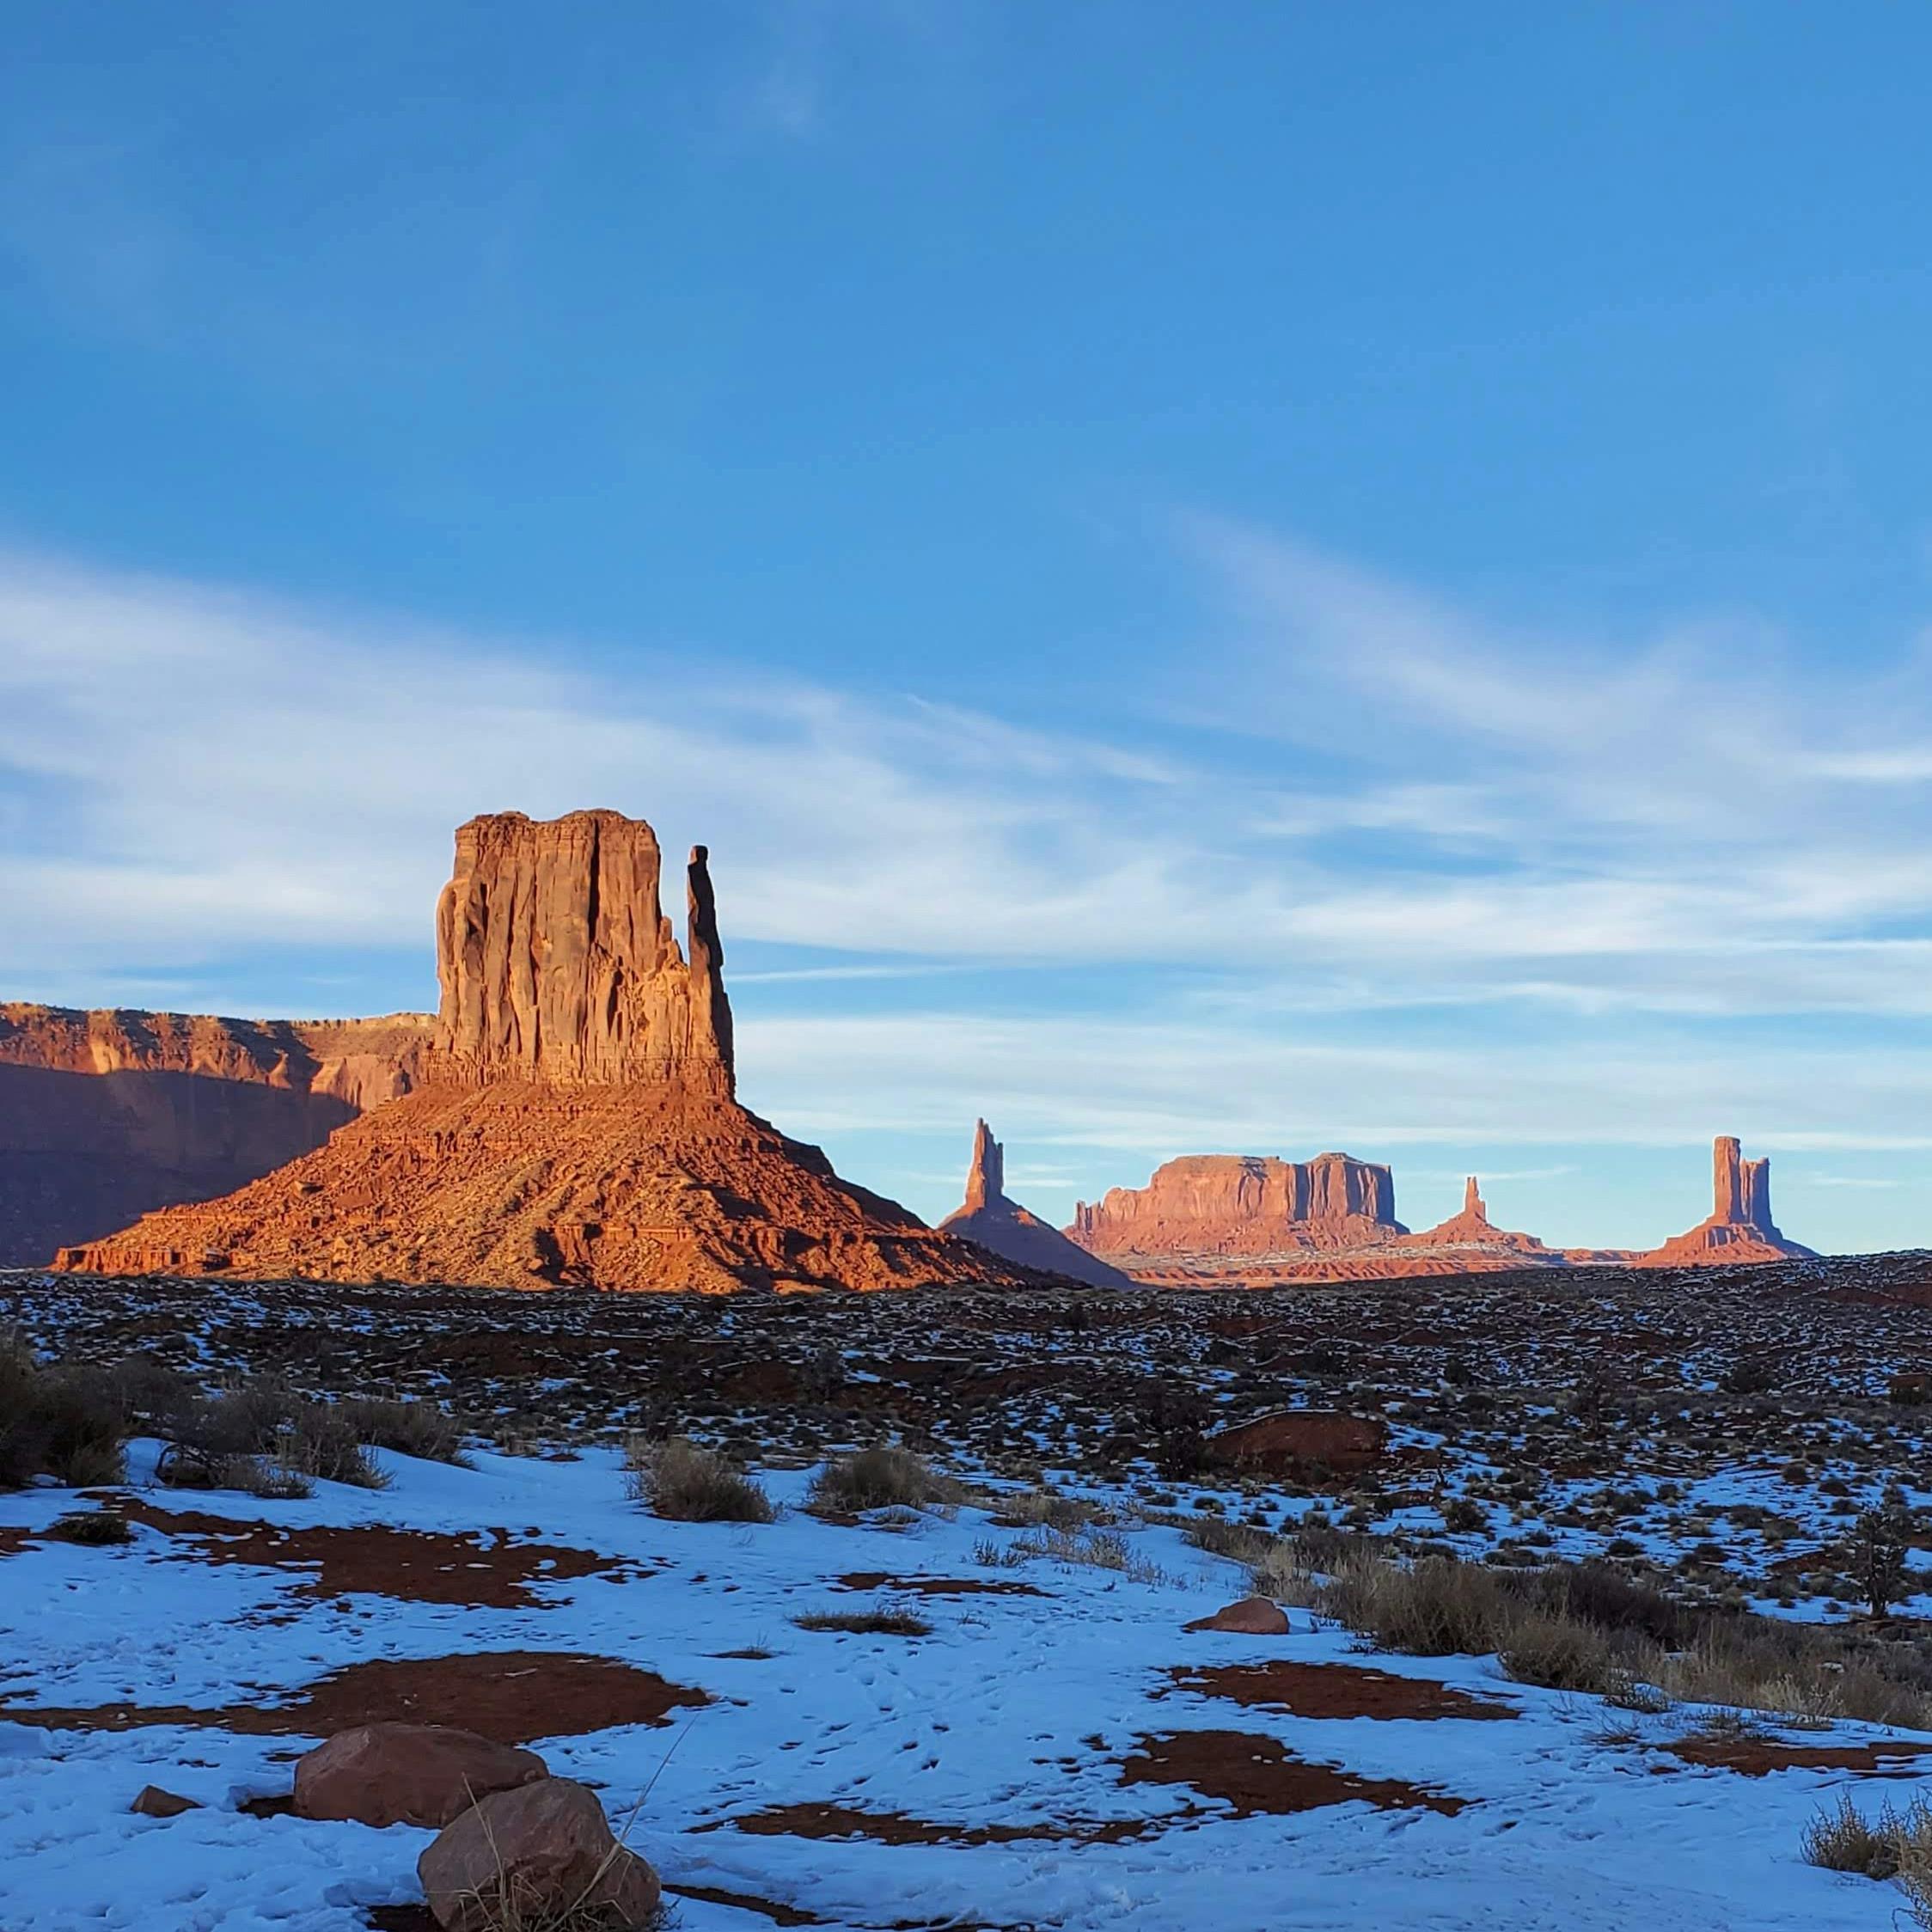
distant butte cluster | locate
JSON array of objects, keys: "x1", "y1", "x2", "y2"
[{"x1": 0, "y1": 805, "x2": 1820, "y2": 1290}]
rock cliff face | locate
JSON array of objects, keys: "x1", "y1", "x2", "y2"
[
  {"x1": 54, "y1": 811, "x2": 1049, "y2": 1294},
  {"x1": 433, "y1": 812, "x2": 732, "y2": 1094},
  {"x1": 0, "y1": 1005, "x2": 431, "y2": 1266},
  {"x1": 1069, "y1": 1152, "x2": 1403, "y2": 1275},
  {"x1": 1639, "y1": 1136, "x2": 1814, "y2": 1267},
  {"x1": 938, "y1": 1121, "x2": 1134, "y2": 1288}
]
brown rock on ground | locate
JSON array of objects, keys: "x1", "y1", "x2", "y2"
[
  {"x1": 57, "y1": 811, "x2": 1056, "y2": 1295},
  {"x1": 418, "y1": 1776, "x2": 661, "y2": 1931},
  {"x1": 1186, "y1": 1597, "x2": 1291, "y2": 1635},
  {"x1": 130, "y1": 1784, "x2": 201, "y2": 1817},
  {"x1": 1207, "y1": 1409, "x2": 1388, "y2": 1476},
  {"x1": 293, "y1": 1722, "x2": 547, "y2": 1830},
  {"x1": 938, "y1": 1120, "x2": 1133, "y2": 1288}
]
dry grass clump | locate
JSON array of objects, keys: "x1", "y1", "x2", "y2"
[
  {"x1": 986, "y1": 1485, "x2": 1106, "y2": 1532},
  {"x1": 1802, "y1": 1791, "x2": 1932, "y2": 1882},
  {"x1": 626, "y1": 1435, "x2": 774, "y2": 1523},
  {"x1": 0, "y1": 1336, "x2": 128, "y2": 1489},
  {"x1": 1010, "y1": 1522, "x2": 1170, "y2": 1587},
  {"x1": 794, "y1": 1607, "x2": 933, "y2": 1636},
  {"x1": 45, "y1": 1507, "x2": 133, "y2": 1545},
  {"x1": 807, "y1": 1446, "x2": 960, "y2": 1515},
  {"x1": 1308, "y1": 1543, "x2": 1932, "y2": 1726}
]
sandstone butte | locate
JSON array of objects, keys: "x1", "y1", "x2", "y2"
[
  {"x1": 937, "y1": 1119, "x2": 1134, "y2": 1288},
  {"x1": 49, "y1": 810, "x2": 1052, "y2": 1295},
  {"x1": 1636, "y1": 1136, "x2": 1814, "y2": 1268}
]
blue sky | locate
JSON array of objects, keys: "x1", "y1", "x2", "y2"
[{"x1": 3, "y1": 3, "x2": 1930, "y2": 1251}]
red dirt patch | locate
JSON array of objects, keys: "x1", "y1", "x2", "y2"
[
  {"x1": 0, "y1": 1528, "x2": 36, "y2": 1558},
  {"x1": 708, "y1": 1802, "x2": 1155, "y2": 1846},
  {"x1": 1159, "y1": 1660, "x2": 1516, "y2": 1722},
  {"x1": 833, "y1": 1571, "x2": 1046, "y2": 1598},
  {"x1": 109, "y1": 1497, "x2": 631, "y2": 1608},
  {"x1": 1666, "y1": 1736, "x2": 1932, "y2": 1777},
  {"x1": 0, "y1": 1650, "x2": 708, "y2": 1745},
  {"x1": 1120, "y1": 1729, "x2": 1468, "y2": 1817}
]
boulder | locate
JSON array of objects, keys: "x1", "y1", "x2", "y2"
[
  {"x1": 130, "y1": 1784, "x2": 200, "y2": 1818},
  {"x1": 1186, "y1": 1596, "x2": 1291, "y2": 1635},
  {"x1": 419, "y1": 1776, "x2": 661, "y2": 1931},
  {"x1": 293, "y1": 1722, "x2": 546, "y2": 1830}
]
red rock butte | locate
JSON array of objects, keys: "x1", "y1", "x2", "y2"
[
  {"x1": 937, "y1": 1119, "x2": 1133, "y2": 1288},
  {"x1": 51, "y1": 810, "x2": 1050, "y2": 1294},
  {"x1": 1639, "y1": 1136, "x2": 1814, "y2": 1267}
]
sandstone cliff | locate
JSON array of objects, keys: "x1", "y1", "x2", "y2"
[
  {"x1": 433, "y1": 811, "x2": 732, "y2": 1093},
  {"x1": 1638, "y1": 1136, "x2": 1814, "y2": 1267},
  {"x1": 937, "y1": 1121, "x2": 1134, "y2": 1288},
  {"x1": 55, "y1": 811, "x2": 1049, "y2": 1294},
  {"x1": 1069, "y1": 1152, "x2": 1404, "y2": 1275},
  {"x1": 0, "y1": 1004, "x2": 431, "y2": 1266}
]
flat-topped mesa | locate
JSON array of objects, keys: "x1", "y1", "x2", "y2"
[
  {"x1": 432, "y1": 810, "x2": 733, "y2": 1096},
  {"x1": 1069, "y1": 1152, "x2": 1404, "y2": 1265}
]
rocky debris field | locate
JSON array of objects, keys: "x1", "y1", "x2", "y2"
[{"x1": 9, "y1": 1249, "x2": 1932, "y2": 1617}]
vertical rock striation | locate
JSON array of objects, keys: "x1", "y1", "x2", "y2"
[{"x1": 433, "y1": 811, "x2": 732, "y2": 1095}]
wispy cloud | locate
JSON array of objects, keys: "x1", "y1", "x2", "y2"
[{"x1": 3, "y1": 532, "x2": 1930, "y2": 1251}]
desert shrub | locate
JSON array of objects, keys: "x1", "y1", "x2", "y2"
[
  {"x1": 1851, "y1": 1502, "x2": 1913, "y2": 1617},
  {"x1": 1548, "y1": 1559, "x2": 1688, "y2": 1648},
  {"x1": 1501, "y1": 1613, "x2": 1615, "y2": 1693},
  {"x1": 1802, "y1": 1792, "x2": 1932, "y2": 1881},
  {"x1": 335, "y1": 1395, "x2": 469, "y2": 1465},
  {"x1": 807, "y1": 1446, "x2": 957, "y2": 1515},
  {"x1": 0, "y1": 1340, "x2": 128, "y2": 1489},
  {"x1": 1011, "y1": 1521, "x2": 1169, "y2": 1587},
  {"x1": 1322, "y1": 1553, "x2": 1513, "y2": 1655},
  {"x1": 626, "y1": 1435, "x2": 773, "y2": 1523},
  {"x1": 1442, "y1": 1495, "x2": 1486, "y2": 1533},
  {"x1": 163, "y1": 1379, "x2": 388, "y2": 1491},
  {"x1": 794, "y1": 1608, "x2": 932, "y2": 1636},
  {"x1": 987, "y1": 1485, "x2": 1104, "y2": 1532},
  {"x1": 221, "y1": 1454, "x2": 315, "y2": 1501},
  {"x1": 45, "y1": 1508, "x2": 133, "y2": 1545}
]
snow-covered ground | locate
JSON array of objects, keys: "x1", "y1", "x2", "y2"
[{"x1": 1, "y1": 1440, "x2": 1925, "y2": 1932}]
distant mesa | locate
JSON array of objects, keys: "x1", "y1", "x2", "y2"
[
  {"x1": 49, "y1": 810, "x2": 1056, "y2": 1294},
  {"x1": 1072, "y1": 1152, "x2": 1403, "y2": 1263},
  {"x1": 1638, "y1": 1136, "x2": 1815, "y2": 1268},
  {"x1": 0, "y1": 1005, "x2": 431, "y2": 1266},
  {"x1": 937, "y1": 1120, "x2": 1133, "y2": 1288}
]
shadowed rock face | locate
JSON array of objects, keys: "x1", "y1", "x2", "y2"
[
  {"x1": 0, "y1": 1006, "x2": 431, "y2": 1265},
  {"x1": 938, "y1": 1120, "x2": 1133, "y2": 1289},
  {"x1": 55, "y1": 812, "x2": 1050, "y2": 1294}
]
